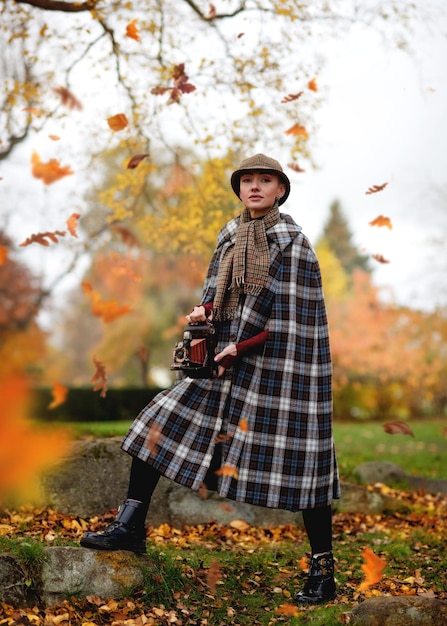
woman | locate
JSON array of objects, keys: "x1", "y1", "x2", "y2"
[{"x1": 81, "y1": 153, "x2": 340, "y2": 605}]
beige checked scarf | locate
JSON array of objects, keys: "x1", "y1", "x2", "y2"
[{"x1": 213, "y1": 205, "x2": 281, "y2": 320}]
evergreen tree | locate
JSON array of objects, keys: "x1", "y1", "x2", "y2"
[{"x1": 320, "y1": 200, "x2": 370, "y2": 276}]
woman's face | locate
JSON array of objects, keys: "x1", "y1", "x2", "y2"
[{"x1": 239, "y1": 171, "x2": 285, "y2": 218}]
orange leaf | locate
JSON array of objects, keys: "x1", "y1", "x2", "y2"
[
  {"x1": 48, "y1": 135, "x2": 61, "y2": 141},
  {"x1": 208, "y1": 3, "x2": 217, "y2": 19},
  {"x1": 284, "y1": 123, "x2": 308, "y2": 138},
  {"x1": 372, "y1": 253, "x2": 390, "y2": 264},
  {"x1": 369, "y1": 215, "x2": 393, "y2": 230},
  {"x1": 288, "y1": 162, "x2": 306, "y2": 173},
  {"x1": 281, "y1": 92, "x2": 303, "y2": 104},
  {"x1": 127, "y1": 154, "x2": 149, "y2": 169},
  {"x1": 91, "y1": 356, "x2": 108, "y2": 398},
  {"x1": 19, "y1": 230, "x2": 66, "y2": 247},
  {"x1": 382, "y1": 420, "x2": 414, "y2": 437},
  {"x1": 0, "y1": 245, "x2": 8, "y2": 265},
  {"x1": 366, "y1": 182, "x2": 388, "y2": 195},
  {"x1": 48, "y1": 382, "x2": 68, "y2": 409},
  {"x1": 82, "y1": 282, "x2": 132, "y2": 323},
  {"x1": 146, "y1": 423, "x2": 162, "y2": 455},
  {"x1": 215, "y1": 464, "x2": 239, "y2": 480},
  {"x1": 238, "y1": 418, "x2": 249, "y2": 432},
  {"x1": 298, "y1": 555, "x2": 308, "y2": 571},
  {"x1": 206, "y1": 560, "x2": 222, "y2": 594},
  {"x1": 125, "y1": 19, "x2": 140, "y2": 41},
  {"x1": 308, "y1": 77, "x2": 318, "y2": 92},
  {"x1": 107, "y1": 113, "x2": 129, "y2": 131},
  {"x1": 359, "y1": 547, "x2": 386, "y2": 591},
  {"x1": 275, "y1": 604, "x2": 301, "y2": 617},
  {"x1": 31, "y1": 152, "x2": 74, "y2": 185},
  {"x1": 111, "y1": 226, "x2": 140, "y2": 248},
  {"x1": 53, "y1": 86, "x2": 83, "y2": 110},
  {"x1": 22, "y1": 106, "x2": 40, "y2": 115},
  {"x1": 67, "y1": 212, "x2": 81, "y2": 237}
]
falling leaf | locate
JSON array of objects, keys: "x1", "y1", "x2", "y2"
[
  {"x1": 206, "y1": 560, "x2": 222, "y2": 593},
  {"x1": 146, "y1": 423, "x2": 162, "y2": 455},
  {"x1": 275, "y1": 604, "x2": 301, "y2": 617},
  {"x1": 199, "y1": 482, "x2": 208, "y2": 500},
  {"x1": 369, "y1": 215, "x2": 393, "y2": 230},
  {"x1": 284, "y1": 123, "x2": 308, "y2": 138},
  {"x1": 127, "y1": 154, "x2": 149, "y2": 169},
  {"x1": 48, "y1": 135, "x2": 61, "y2": 141},
  {"x1": 151, "y1": 63, "x2": 196, "y2": 105},
  {"x1": 82, "y1": 282, "x2": 132, "y2": 323},
  {"x1": 107, "y1": 113, "x2": 129, "y2": 131},
  {"x1": 288, "y1": 162, "x2": 306, "y2": 173},
  {"x1": 215, "y1": 464, "x2": 239, "y2": 480},
  {"x1": 237, "y1": 32, "x2": 245, "y2": 38},
  {"x1": 53, "y1": 86, "x2": 83, "y2": 110},
  {"x1": 359, "y1": 547, "x2": 387, "y2": 591},
  {"x1": 67, "y1": 212, "x2": 81, "y2": 237},
  {"x1": 372, "y1": 253, "x2": 390, "y2": 264},
  {"x1": 111, "y1": 226, "x2": 140, "y2": 248},
  {"x1": 0, "y1": 245, "x2": 8, "y2": 265},
  {"x1": 208, "y1": 3, "x2": 217, "y2": 19},
  {"x1": 366, "y1": 182, "x2": 388, "y2": 195},
  {"x1": 214, "y1": 433, "x2": 233, "y2": 444},
  {"x1": 281, "y1": 92, "x2": 303, "y2": 104},
  {"x1": 91, "y1": 356, "x2": 108, "y2": 398},
  {"x1": 383, "y1": 420, "x2": 415, "y2": 437},
  {"x1": 238, "y1": 418, "x2": 249, "y2": 432},
  {"x1": 48, "y1": 382, "x2": 68, "y2": 409},
  {"x1": 19, "y1": 230, "x2": 66, "y2": 247},
  {"x1": 125, "y1": 18, "x2": 140, "y2": 41},
  {"x1": 22, "y1": 106, "x2": 40, "y2": 115},
  {"x1": 31, "y1": 152, "x2": 74, "y2": 185},
  {"x1": 308, "y1": 77, "x2": 318, "y2": 91}
]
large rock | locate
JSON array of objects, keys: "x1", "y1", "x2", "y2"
[
  {"x1": 41, "y1": 547, "x2": 144, "y2": 606},
  {"x1": 355, "y1": 462, "x2": 447, "y2": 495},
  {"x1": 350, "y1": 596, "x2": 447, "y2": 625}
]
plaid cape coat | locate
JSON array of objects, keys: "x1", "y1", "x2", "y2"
[{"x1": 122, "y1": 212, "x2": 340, "y2": 511}]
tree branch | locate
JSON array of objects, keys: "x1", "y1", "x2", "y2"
[{"x1": 14, "y1": 0, "x2": 97, "y2": 12}]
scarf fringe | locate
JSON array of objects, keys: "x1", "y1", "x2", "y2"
[{"x1": 213, "y1": 306, "x2": 239, "y2": 321}]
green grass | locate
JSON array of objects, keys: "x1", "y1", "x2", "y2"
[
  {"x1": 60, "y1": 418, "x2": 447, "y2": 482},
  {"x1": 333, "y1": 419, "x2": 447, "y2": 482}
]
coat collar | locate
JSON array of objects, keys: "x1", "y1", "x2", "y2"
[{"x1": 217, "y1": 212, "x2": 302, "y2": 252}]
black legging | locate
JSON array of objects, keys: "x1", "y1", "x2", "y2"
[{"x1": 127, "y1": 456, "x2": 333, "y2": 555}]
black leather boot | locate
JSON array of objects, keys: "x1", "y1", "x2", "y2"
[
  {"x1": 295, "y1": 552, "x2": 336, "y2": 604},
  {"x1": 80, "y1": 499, "x2": 147, "y2": 554}
]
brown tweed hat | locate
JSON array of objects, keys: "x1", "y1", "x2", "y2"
[{"x1": 231, "y1": 153, "x2": 291, "y2": 205}]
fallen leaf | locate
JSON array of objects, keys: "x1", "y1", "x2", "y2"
[
  {"x1": 67, "y1": 212, "x2": 81, "y2": 237},
  {"x1": 284, "y1": 123, "x2": 308, "y2": 138},
  {"x1": 48, "y1": 382, "x2": 68, "y2": 409},
  {"x1": 127, "y1": 154, "x2": 149, "y2": 169},
  {"x1": 275, "y1": 603, "x2": 301, "y2": 617},
  {"x1": 359, "y1": 547, "x2": 387, "y2": 591},
  {"x1": 107, "y1": 113, "x2": 129, "y2": 131},
  {"x1": 382, "y1": 420, "x2": 415, "y2": 437},
  {"x1": 125, "y1": 18, "x2": 140, "y2": 41},
  {"x1": 206, "y1": 560, "x2": 222, "y2": 593},
  {"x1": 366, "y1": 182, "x2": 388, "y2": 195},
  {"x1": 369, "y1": 215, "x2": 393, "y2": 230}
]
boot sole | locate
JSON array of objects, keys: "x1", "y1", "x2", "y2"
[{"x1": 80, "y1": 538, "x2": 146, "y2": 555}]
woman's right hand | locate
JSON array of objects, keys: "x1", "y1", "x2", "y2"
[{"x1": 185, "y1": 306, "x2": 207, "y2": 324}]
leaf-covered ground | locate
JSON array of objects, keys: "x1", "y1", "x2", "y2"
[{"x1": 0, "y1": 485, "x2": 446, "y2": 625}]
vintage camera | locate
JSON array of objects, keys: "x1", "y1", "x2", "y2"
[{"x1": 171, "y1": 321, "x2": 218, "y2": 379}]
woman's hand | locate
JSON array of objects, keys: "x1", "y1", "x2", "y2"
[
  {"x1": 185, "y1": 306, "x2": 207, "y2": 323},
  {"x1": 214, "y1": 343, "x2": 237, "y2": 377}
]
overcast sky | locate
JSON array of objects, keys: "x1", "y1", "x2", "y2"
[{"x1": 1, "y1": 1, "x2": 446, "y2": 314}]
